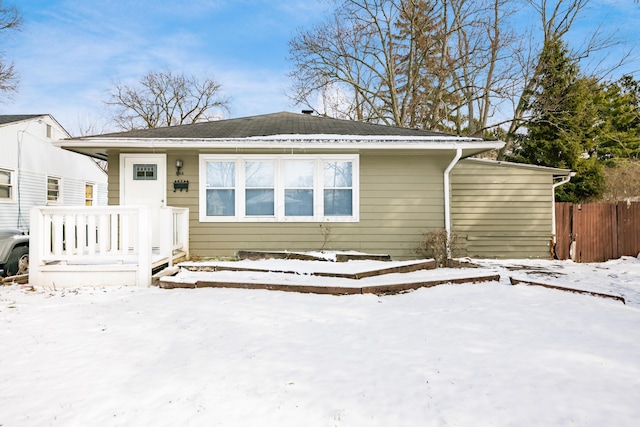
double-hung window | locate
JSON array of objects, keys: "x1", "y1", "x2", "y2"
[
  {"x1": 0, "y1": 168, "x2": 14, "y2": 201},
  {"x1": 199, "y1": 155, "x2": 359, "y2": 222},
  {"x1": 245, "y1": 161, "x2": 275, "y2": 216},
  {"x1": 284, "y1": 160, "x2": 314, "y2": 217},
  {"x1": 85, "y1": 182, "x2": 96, "y2": 206},
  {"x1": 324, "y1": 161, "x2": 353, "y2": 216},
  {"x1": 47, "y1": 176, "x2": 61, "y2": 204},
  {"x1": 205, "y1": 161, "x2": 236, "y2": 216}
]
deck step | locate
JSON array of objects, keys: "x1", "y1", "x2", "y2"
[
  {"x1": 159, "y1": 273, "x2": 501, "y2": 295},
  {"x1": 180, "y1": 259, "x2": 436, "y2": 280},
  {"x1": 236, "y1": 250, "x2": 392, "y2": 262}
]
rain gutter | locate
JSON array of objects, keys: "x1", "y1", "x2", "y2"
[{"x1": 444, "y1": 148, "x2": 463, "y2": 258}]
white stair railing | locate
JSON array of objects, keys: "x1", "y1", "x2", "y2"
[
  {"x1": 29, "y1": 205, "x2": 189, "y2": 286},
  {"x1": 30, "y1": 206, "x2": 151, "y2": 286}
]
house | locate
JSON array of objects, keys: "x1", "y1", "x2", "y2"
[
  {"x1": 46, "y1": 111, "x2": 571, "y2": 278},
  {"x1": 0, "y1": 115, "x2": 108, "y2": 232}
]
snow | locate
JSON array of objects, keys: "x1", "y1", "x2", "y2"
[{"x1": 1, "y1": 257, "x2": 640, "y2": 426}]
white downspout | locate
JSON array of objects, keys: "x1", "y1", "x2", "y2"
[
  {"x1": 444, "y1": 148, "x2": 463, "y2": 258},
  {"x1": 551, "y1": 172, "x2": 575, "y2": 257}
]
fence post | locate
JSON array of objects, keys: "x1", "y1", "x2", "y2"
[
  {"x1": 554, "y1": 202, "x2": 573, "y2": 260},
  {"x1": 611, "y1": 203, "x2": 619, "y2": 260}
]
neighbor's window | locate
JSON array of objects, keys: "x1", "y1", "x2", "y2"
[
  {"x1": 85, "y1": 183, "x2": 95, "y2": 206},
  {"x1": 199, "y1": 155, "x2": 359, "y2": 222},
  {"x1": 47, "y1": 176, "x2": 61, "y2": 204},
  {"x1": 0, "y1": 168, "x2": 13, "y2": 201}
]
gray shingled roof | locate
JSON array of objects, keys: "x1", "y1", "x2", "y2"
[
  {"x1": 0, "y1": 115, "x2": 46, "y2": 126},
  {"x1": 89, "y1": 112, "x2": 457, "y2": 139}
]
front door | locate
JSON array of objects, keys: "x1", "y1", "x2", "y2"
[{"x1": 120, "y1": 154, "x2": 166, "y2": 248}]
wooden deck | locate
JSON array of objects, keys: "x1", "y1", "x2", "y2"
[{"x1": 159, "y1": 257, "x2": 501, "y2": 296}]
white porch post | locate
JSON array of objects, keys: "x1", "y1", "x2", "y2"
[
  {"x1": 159, "y1": 207, "x2": 173, "y2": 267},
  {"x1": 137, "y1": 206, "x2": 152, "y2": 286},
  {"x1": 28, "y1": 207, "x2": 44, "y2": 285}
]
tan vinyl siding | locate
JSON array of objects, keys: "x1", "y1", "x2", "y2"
[
  {"x1": 451, "y1": 159, "x2": 554, "y2": 259},
  {"x1": 157, "y1": 151, "x2": 449, "y2": 260},
  {"x1": 107, "y1": 152, "x2": 120, "y2": 205}
]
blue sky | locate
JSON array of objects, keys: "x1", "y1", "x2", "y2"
[
  {"x1": 1, "y1": 0, "x2": 329, "y2": 135},
  {"x1": 1, "y1": 0, "x2": 638, "y2": 136}
]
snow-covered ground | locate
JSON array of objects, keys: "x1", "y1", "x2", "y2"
[{"x1": 1, "y1": 257, "x2": 640, "y2": 426}]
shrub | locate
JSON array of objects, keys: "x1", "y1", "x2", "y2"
[{"x1": 415, "y1": 229, "x2": 457, "y2": 267}]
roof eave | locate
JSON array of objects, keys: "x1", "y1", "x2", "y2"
[
  {"x1": 462, "y1": 157, "x2": 573, "y2": 175},
  {"x1": 55, "y1": 137, "x2": 504, "y2": 153}
]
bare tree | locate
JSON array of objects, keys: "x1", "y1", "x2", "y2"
[
  {"x1": 0, "y1": 1, "x2": 21, "y2": 99},
  {"x1": 289, "y1": 0, "x2": 632, "y2": 144},
  {"x1": 288, "y1": 0, "x2": 517, "y2": 134},
  {"x1": 288, "y1": 3, "x2": 391, "y2": 123},
  {"x1": 601, "y1": 160, "x2": 640, "y2": 202},
  {"x1": 105, "y1": 70, "x2": 230, "y2": 130}
]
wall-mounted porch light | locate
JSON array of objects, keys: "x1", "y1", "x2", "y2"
[{"x1": 176, "y1": 159, "x2": 184, "y2": 176}]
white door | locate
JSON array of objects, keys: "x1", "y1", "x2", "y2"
[{"x1": 120, "y1": 154, "x2": 166, "y2": 248}]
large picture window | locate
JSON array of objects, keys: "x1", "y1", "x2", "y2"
[{"x1": 199, "y1": 155, "x2": 359, "y2": 222}]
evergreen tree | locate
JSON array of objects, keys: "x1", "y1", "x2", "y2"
[
  {"x1": 595, "y1": 75, "x2": 640, "y2": 162},
  {"x1": 509, "y1": 37, "x2": 604, "y2": 202}
]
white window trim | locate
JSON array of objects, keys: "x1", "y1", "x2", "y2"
[
  {"x1": 199, "y1": 154, "x2": 359, "y2": 223},
  {"x1": 0, "y1": 168, "x2": 15, "y2": 203},
  {"x1": 46, "y1": 175, "x2": 62, "y2": 205}
]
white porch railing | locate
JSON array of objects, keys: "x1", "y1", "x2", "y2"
[
  {"x1": 159, "y1": 206, "x2": 190, "y2": 267},
  {"x1": 29, "y1": 205, "x2": 189, "y2": 287}
]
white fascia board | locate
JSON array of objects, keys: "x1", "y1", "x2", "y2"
[
  {"x1": 463, "y1": 157, "x2": 572, "y2": 175},
  {"x1": 57, "y1": 135, "x2": 505, "y2": 151}
]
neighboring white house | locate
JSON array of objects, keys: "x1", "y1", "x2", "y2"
[{"x1": 0, "y1": 115, "x2": 107, "y2": 233}]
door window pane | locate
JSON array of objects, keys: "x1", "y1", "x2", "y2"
[{"x1": 133, "y1": 164, "x2": 157, "y2": 180}]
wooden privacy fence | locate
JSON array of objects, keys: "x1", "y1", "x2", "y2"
[{"x1": 555, "y1": 202, "x2": 640, "y2": 262}]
